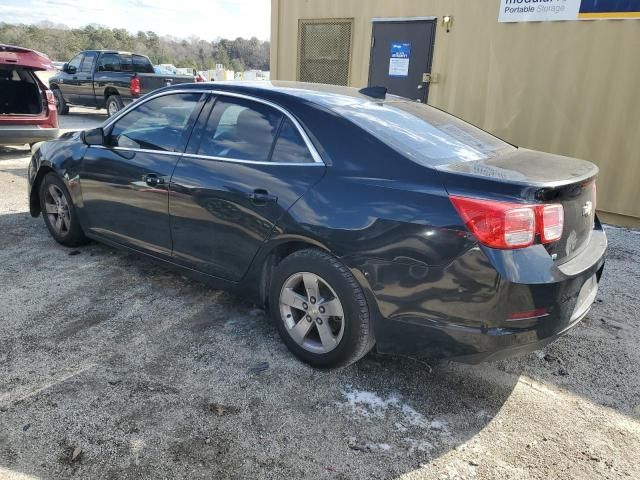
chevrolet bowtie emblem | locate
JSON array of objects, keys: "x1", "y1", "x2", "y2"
[{"x1": 582, "y1": 201, "x2": 593, "y2": 217}]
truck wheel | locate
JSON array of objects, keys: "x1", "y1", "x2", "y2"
[
  {"x1": 106, "y1": 95, "x2": 124, "y2": 117},
  {"x1": 53, "y1": 88, "x2": 69, "y2": 115}
]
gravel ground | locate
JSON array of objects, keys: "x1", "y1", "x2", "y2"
[{"x1": 0, "y1": 110, "x2": 639, "y2": 479}]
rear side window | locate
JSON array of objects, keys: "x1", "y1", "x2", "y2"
[
  {"x1": 271, "y1": 119, "x2": 315, "y2": 164},
  {"x1": 119, "y1": 54, "x2": 133, "y2": 72},
  {"x1": 133, "y1": 55, "x2": 153, "y2": 73},
  {"x1": 107, "y1": 93, "x2": 202, "y2": 152},
  {"x1": 198, "y1": 96, "x2": 282, "y2": 162},
  {"x1": 80, "y1": 52, "x2": 97, "y2": 73},
  {"x1": 335, "y1": 101, "x2": 514, "y2": 166},
  {"x1": 97, "y1": 53, "x2": 120, "y2": 72}
]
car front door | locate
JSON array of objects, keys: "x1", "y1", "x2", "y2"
[
  {"x1": 169, "y1": 93, "x2": 325, "y2": 281},
  {"x1": 78, "y1": 91, "x2": 206, "y2": 257},
  {"x1": 76, "y1": 51, "x2": 97, "y2": 106},
  {"x1": 59, "y1": 53, "x2": 84, "y2": 104}
]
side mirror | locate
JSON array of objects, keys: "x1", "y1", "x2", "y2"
[
  {"x1": 62, "y1": 63, "x2": 69, "y2": 73},
  {"x1": 66, "y1": 64, "x2": 76, "y2": 74},
  {"x1": 82, "y1": 127, "x2": 104, "y2": 146}
]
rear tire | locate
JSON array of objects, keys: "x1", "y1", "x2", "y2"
[
  {"x1": 269, "y1": 249, "x2": 375, "y2": 368},
  {"x1": 105, "y1": 95, "x2": 124, "y2": 117},
  {"x1": 39, "y1": 173, "x2": 88, "y2": 247},
  {"x1": 52, "y1": 88, "x2": 69, "y2": 115}
]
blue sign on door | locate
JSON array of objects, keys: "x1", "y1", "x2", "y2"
[{"x1": 388, "y1": 42, "x2": 411, "y2": 77}]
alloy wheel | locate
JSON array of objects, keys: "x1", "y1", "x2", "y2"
[
  {"x1": 107, "y1": 100, "x2": 118, "y2": 116},
  {"x1": 279, "y1": 272, "x2": 345, "y2": 354},
  {"x1": 43, "y1": 184, "x2": 71, "y2": 235}
]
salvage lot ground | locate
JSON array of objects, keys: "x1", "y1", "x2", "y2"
[{"x1": 1, "y1": 110, "x2": 639, "y2": 479}]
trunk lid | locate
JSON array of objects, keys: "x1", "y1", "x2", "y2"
[
  {"x1": 0, "y1": 44, "x2": 55, "y2": 71},
  {"x1": 437, "y1": 148, "x2": 598, "y2": 262}
]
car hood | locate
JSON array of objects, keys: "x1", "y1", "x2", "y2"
[{"x1": 0, "y1": 44, "x2": 55, "y2": 71}]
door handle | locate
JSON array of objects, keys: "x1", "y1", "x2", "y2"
[
  {"x1": 247, "y1": 189, "x2": 277, "y2": 205},
  {"x1": 143, "y1": 174, "x2": 165, "y2": 187}
]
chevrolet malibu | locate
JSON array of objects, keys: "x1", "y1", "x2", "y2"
[{"x1": 27, "y1": 82, "x2": 606, "y2": 367}]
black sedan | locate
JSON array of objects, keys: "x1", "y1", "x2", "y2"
[{"x1": 27, "y1": 81, "x2": 606, "y2": 367}]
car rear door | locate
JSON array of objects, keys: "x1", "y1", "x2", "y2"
[
  {"x1": 78, "y1": 91, "x2": 206, "y2": 257},
  {"x1": 169, "y1": 93, "x2": 325, "y2": 281}
]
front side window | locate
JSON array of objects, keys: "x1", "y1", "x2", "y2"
[
  {"x1": 271, "y1": 119, "x2": 315, "y2": 164},
  {"x1": 198, "y1": 97, "x2": 282, "y2": 161},
  {"x1": 107, "y1": 93, "x2": 202, "y2": 152},
  {"x1": 67, "y1": 54, "x2": 83, "y2": 72},
  {"x1": 80, "y1": 52, "x2": 97, "y2": 73}
]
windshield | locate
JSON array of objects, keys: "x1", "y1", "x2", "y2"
[{"x1": 335, "y1": 101, "x2": 514, "y2": 166}]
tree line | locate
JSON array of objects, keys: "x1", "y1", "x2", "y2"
[{"x1": 0, "y1": 22, "x2": 270, "y2": 72}]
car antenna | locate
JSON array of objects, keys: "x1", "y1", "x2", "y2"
[{"x1": 358, "y1": 86, "x2": 387, "y2": 99}]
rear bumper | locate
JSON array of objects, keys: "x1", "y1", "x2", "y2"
[
  {"x1": 358, "y1": 225, "x2": 607, "y2": 363},
  {"x1": 0, "y1": 125, "x2": 60, "y2": 145},
  {"x1": 447, "y1": 270, "x2": 601, "y2": 363}
]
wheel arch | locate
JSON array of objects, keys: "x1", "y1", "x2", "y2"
[
  {"x1": 103, "y1": 86, "x2": 120, "y2": 100},
  {"x1": 251, "y1": 237, "x2": 332, "y2": 310},
  {"x1": 29, "y1": 165, "x2": 56, "y2": 217}
]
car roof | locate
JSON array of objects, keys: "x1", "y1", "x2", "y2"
[
  {"x1": 81, "y1": 50, "x2": 148, "y2": 56},
  {"x1": 168, "y1": 81, "x2": 407, "y2": 109}
]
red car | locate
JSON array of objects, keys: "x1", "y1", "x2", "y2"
[{"x1": 0, "y1": 44, "x2": 59, "y2": 147}]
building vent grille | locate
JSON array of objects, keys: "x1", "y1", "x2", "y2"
[{"x1": 298, "y1": 19, "x2": 352, "y2": 86}]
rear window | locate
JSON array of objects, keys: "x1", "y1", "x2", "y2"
[
  {"x1": 133, "y1": 55, "x2": 153, "y2": 73},
  {"x1": 335, "y1": 101, "x2": 514, "y2": 166}
]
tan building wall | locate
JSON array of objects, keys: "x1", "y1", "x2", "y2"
[{"x1": 271, "y1": 0, "x2": 640, "y2": 227}]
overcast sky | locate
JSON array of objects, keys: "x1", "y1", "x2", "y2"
[{"x1": 0, "y1": 0, "x2": 271, "y2": 40}]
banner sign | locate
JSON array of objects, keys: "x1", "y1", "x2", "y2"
[
  {"x1": 499, "y1": 0, "x2": 640, "y2": 22},
  {"x1": 388, "y1": 42, "x2": 411, "y2": 78}
]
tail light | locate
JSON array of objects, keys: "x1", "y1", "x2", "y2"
[
  {"x1": 450, "y1": 195, "x2": 564, "y2": 249},
  {"x1": 195, "y1": 74, "x2": 206, "y2": 82},
  {"x1": 539, "y1": 204, "x2": 564, "y2": 243},
  {"x1": 130, "y1": 75, "x2": 141, "y2": 96},
  {"x1": 45, "y1": 90, "x2": 56, "y2": 106}
]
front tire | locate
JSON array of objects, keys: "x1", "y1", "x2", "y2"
[
  {"x1": 39, "y1": 173, "x2": 87, "y2": 247},
  {"x1": 52, "y1": 88, "x2": 69, "y2": 115},
  {"x1": 105, "y1": 95, "x2": 124, "y2": 117},
  {"x1": 269, "y1": 249, "x2": 375, "y2": 368}
]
